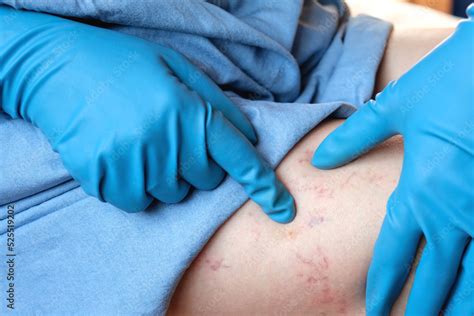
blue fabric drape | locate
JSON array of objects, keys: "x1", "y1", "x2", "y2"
[{"x1": 0, "y1": 1, "x2": 391, "y2": 314}]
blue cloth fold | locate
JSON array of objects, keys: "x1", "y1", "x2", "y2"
[{"x1": 0, "y1": 0, "x2": 392, "y2": 314}]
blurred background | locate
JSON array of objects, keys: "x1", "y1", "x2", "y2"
[
  {"x1": 346, "y1": 0, "x2": 470, "y2": 28},
  {"x1": 345, "y1": 0, "x2": 470, "y2": 92},
  {"x1": 347, "y1": 0, "x2": 472, "y2": 22},
  {"x1": 407, "y1": 0, "x2": 472, "y2": 17}
]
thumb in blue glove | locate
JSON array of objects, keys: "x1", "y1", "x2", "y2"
[{"x1": 312, "y1": 4, "x2": 474, "y2": 315}]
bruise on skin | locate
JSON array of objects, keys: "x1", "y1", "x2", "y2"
[
  {"x1": 307, "y1": 215, "x2": 325, "y2": 228},
  {"x1": 286, "y1": 213, "x2": 326, "y2": 240}
]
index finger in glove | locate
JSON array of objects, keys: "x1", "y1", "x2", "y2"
[{"x1": 205, "y1": 104, "x2": 296, "y2": 224}]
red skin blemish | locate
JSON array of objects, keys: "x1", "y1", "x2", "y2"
[
  {"x1": 298, "y1": 148, "x2": 314, "y2": 164},
  {"x1": 295, "y1": 248, "x2": 348, "y2": 312},
  {"x1": 314, "y1": 186, "x2": 334, "y2": 199},
  {"x1": 295, "y1": 247, "x2": 337, "y2": 307},
  {"x1": 306, "y1": 276, "x2": 320, "y2": 284},
  {"x1": 287, "y1": 230, "x2": 297, "y2": 240},
  {"x1": 293, "y1": 181, "x2": 334, "y2": 198},
  {"x1": 336, "y1": 298, "x2": 348, "y2": 315},
  {"x1": 320, "y1": 255, "x2": 329, "y2": 270},
  {"x1": 341, "y1": 171, "x2": 356, "y2": 188},
  {"x1": 296, "y1": 248, "x2": 329, "y2": 271},
  {"x1": 366, "y1": 169, "x2": 386, "y2": 185},
  {"x1": 296, "y1": 253, "x2": 314, "y2": 266},
  {"x1": 321, "y1": 287, "x2": 334, "y2": 303},
  {"x1": 205, "y1": 258, "x2": 230, "y2": 271}
]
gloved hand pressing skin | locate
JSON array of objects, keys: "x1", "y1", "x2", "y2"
[
  {"x1": 312, "y1": 5, "x2": 474, "y2": 315},
  {"x1": 0, "y1": 6, "x2": 295, "y2": 223}
]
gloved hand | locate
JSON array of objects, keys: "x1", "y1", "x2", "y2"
[
  {"x1": 0, "y1": 6, "x2": 295, "y2": 223},
  {"x1": 312, "y1": 5, "x2": 474, "y2": 315}
]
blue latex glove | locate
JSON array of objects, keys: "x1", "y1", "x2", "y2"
[
  {"x1": 0, "y1": 6, "x2": 295, "y2": 223},
  {"x1": 313, "y1": 5, "x2": 474, "y2": 315}
]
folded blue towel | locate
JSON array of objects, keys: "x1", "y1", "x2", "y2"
[{"x1": 0, "y1": 0, "x2": 391, "y2": 314}]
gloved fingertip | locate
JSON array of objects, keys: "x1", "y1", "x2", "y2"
[
  {"x1": 467, "y1": 3, "x2": 474, "y2": 19},
  {"x1": 268, "y1": 203, "x2": 296, "y2": 224},
  {"x1": 267, "y1": 194, "x2": 296, "y2": 224},
  {"x1": 311, "y1": 151, "x2": 330, "y2": 169},
  {"x1": 311, "y1": 144, "x2": 340, "y2": 170}
]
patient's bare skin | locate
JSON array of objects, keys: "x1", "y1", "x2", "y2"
[
  {"x1": 168, "y1": 120, "x2": 404, "y2": 315},
  {"x1": 168, "y1": 11, "x2": 457, "y2": 316}
]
